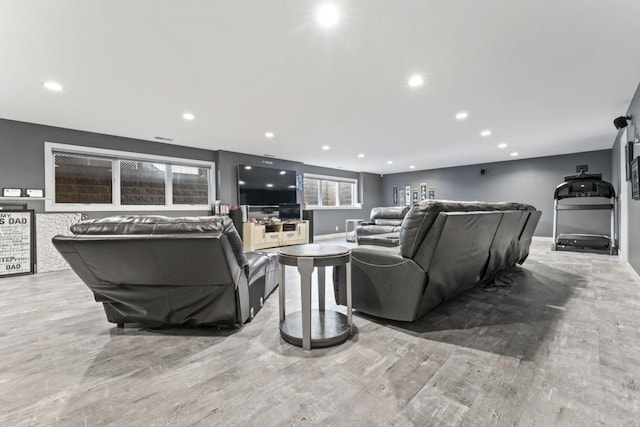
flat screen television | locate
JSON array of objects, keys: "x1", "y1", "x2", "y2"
[
  {"x1": 279, "y1": 203, "x2": 301, "y2": 220},
  {"x1": 238, "y1": 164, "x2": 297, "y2": 205}
]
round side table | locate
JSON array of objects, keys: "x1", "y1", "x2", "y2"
[{"x1": 277, "y1": 244, "x2": 352, "y2": 350}]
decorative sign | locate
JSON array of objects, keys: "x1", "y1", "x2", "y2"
[
  {"x1": 412, "y1": 189, "x2": 418, "y2": 205},
  {"x1": 405, "y1": 185, "x2": 411, "y2": 206},
  {"x1": 25, "y1": 189, "x2": 44, "y2": 198},
  {"x1": 428, "y1": 186, "x2": 436, "y2": 200},
  {"x1": 3, "y1": 188, "x2": 21, "y2": 197},
  {"x1": 0, "y1": 210, "x2": 35, "y2": 277},
  {"x1": 392, "y1": 185, "x2": 398, "y2": 205},
  {"x1": 399, "y1": 188, "x2": 405, "y2": 205},
  {"x1": 420, "y1": 183, "x2": 427, "y2": 201}
]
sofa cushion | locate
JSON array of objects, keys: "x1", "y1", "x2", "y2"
[{"x1": 71, "y1": 215, "x2": 248, "y2": 268}]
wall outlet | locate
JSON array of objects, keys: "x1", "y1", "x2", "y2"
[{"x1": 336, "y1": 226, "x2": 339, "y2": 231}]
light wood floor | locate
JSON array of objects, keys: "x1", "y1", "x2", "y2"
[{"x1": 1, "y1": 237, "x2": 639, "y2": 426}]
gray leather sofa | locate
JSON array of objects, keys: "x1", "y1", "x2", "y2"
[
  {"x1": 355, "y1": 206, "x2": 410, "y2": 239},
  {"x1": 52, "y1": 215, "x2": 278, "y2": 328},
  {"x1": 335, "y1": 200, "x2": 541, "y2": 321}
]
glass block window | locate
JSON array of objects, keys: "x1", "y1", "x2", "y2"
[
  {"x1": 45, "y1": 143, "x2": 215, "y2": 212},
  {"x1": 303, "y1": 174, "x2": 357, "y2": 208}
]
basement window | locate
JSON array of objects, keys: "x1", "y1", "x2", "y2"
[
  {"x1": 44, "y1": 142, "x2": 215, "y2": 212},
  {"x1": 303, "y1": 174, "x2": 360, "y2": 209}
]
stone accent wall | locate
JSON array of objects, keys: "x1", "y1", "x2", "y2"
[{"x1": 36, "y1": 213, "x2": 86, "y2": 273}]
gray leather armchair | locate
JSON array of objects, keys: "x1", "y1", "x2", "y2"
[
  {"x1": 335, "y1": 201, "x2": 541, "y2": 321},
  {"x1": 53, "y1": 215, "x2": 278, "y2": 328}
]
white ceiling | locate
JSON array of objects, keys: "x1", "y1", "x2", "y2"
[{"x1": 1, "y1": 1, "x2": 639, "y2": 174}]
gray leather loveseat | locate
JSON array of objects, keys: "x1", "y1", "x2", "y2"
[
  {"x1": 335, "y1": 200, "x2": 541, "y2": 321},
  {"x1": 53, "y1": 215, "x2": 278, "y2": 328},
  {"x1": 355, "y1": 206, "x2": 410, "y2": 239}
]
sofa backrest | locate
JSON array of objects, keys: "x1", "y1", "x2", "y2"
[
  {"x1": 370, "y1": 206, "x2": 410, "y2": 225},
  {"x1": 71, "y1": 215, "x2": 248, "y2": 268},
  {"x1": 53, "y1": 233, "x2": 243, "y2": 288},
  {"x1": 399, "y1": 200, "x2": 535, "y2": 261}
]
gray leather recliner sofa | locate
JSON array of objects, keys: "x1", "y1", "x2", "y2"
[
  {"x1": 335, "y1": 200, "x2": 541, "y2": 322},
  {"x1": 52, "y1": 215, "x2": 278, "y2": 328},
  {"x1": 355, "y1": 206, "x2": 410, "y2": 238}
]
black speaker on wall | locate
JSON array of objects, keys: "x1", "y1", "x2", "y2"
[{"x1": 302, "y1": 209, "x2": 314, "y2": 243}]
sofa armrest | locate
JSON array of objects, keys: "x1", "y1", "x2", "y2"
[
  {"x1": 358, "y1": 220, "x2": 375, "y2": 226},
  {"x1": 333, "y1": 246, "x2": 427, "y2": 321}
]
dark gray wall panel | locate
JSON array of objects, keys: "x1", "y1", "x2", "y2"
[
  {"x1": 381, "y1": 150, "x2": 613, "y2": 237},
  {"x1": 624, "y1": 82, "x2": 640, "y2": 274},
  {"x1": 217, "y1": 151, "x2": 383, "y2": 235},
  {"x1": 0, "y1": 118, "x2": 215, "y2": 215}
]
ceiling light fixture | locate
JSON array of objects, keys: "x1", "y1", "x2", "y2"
[
  {"x1": 266, "y1": 184, "x2": 274, "y2": 188},
  {"x1": 455, "y1": 112, "x2": 468, "y2": 120},
  {"x1": 387, "y1": 160, "x2": 393, "y2": 164},
  {"x1": 183, "y1": 112, "x2": 195, "y2": 121},
  {"x1": 42, "y1": 81, "x2": 63, "y2": 91},
  {"x1": 408, "y1": 75, "x2": 424, "y2": 88},
  {"x1": 480, "y1": 129, "x2": 491, "y2": 137},
  {"x1": 321, "y1": 145, "x2": 330, "y2": 150},
  {"x1": 409, "y1": 165, "x2": 416, "y2": 169},
  {"x1": 279, "y1": 171, "x2": 286, "y2": 175},
  {"x1": 317, "y1": 3, "x2": 339, "y2": 27},
  {"x1": 358, "y1": 153, "x2": 365, "y2": 158},
  {"x1": 510, "y1": 152, "x2": 519, "y2": 157},
  {"x1": 239, "y1": 181, "x2": 246, "y2": 185},
  {"x1": 498, "y1": 143, "x2": 507, "y2": 149},
  {"x1": 244, "y1": 165, "x2": 252, "y2": 170},
  {"x1": 265, "y1": 132, "x2": 274, "y2": 138}
]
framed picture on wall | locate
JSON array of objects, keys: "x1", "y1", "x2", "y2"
[
  {"x1": 626, "y1": 141, "x2": 634, "y2": 181},
  {"x1": 632, "y1": 157, "x2": 640, "y2": 200}
]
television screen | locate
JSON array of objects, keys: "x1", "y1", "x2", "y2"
[
  {"x1": 279, "y1": 203, "x2": 300, "y2": 220},
  {"x1": 238, "y1": 164, "x2": 297, "y2": 205}
]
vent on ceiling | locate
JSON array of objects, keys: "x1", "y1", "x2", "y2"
[{"x1": 154, "y1": 136, "x2": 174, "y2": 142}]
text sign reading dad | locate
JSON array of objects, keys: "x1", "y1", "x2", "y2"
[{"x1": 0, "y1": 211, "x2": 33, "y2": 276}]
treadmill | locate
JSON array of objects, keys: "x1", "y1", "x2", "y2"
[{"x1": 551, "y1": 168, "x2": 617, "y2": 255}]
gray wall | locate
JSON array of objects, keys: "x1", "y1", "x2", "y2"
[
  {"x1": 217, "y1": 150, "x2": 383, "y2": 235},
  {"x1": 617, "y1": 81, "x2": 640, "y2": 274},
  {"x1": 0, "y1": 118, "x2": 216, "y2": 216},
  {"x1": 381, "y1": 150, "x2": 613, "y2": 237}
]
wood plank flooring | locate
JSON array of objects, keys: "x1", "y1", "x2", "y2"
[{"x1": 1, "y1": 237, "x2": 639, "y2": 426}]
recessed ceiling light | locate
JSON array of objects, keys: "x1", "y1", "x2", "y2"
[
  {"x1": 265, "y1": 132, "x2": 274, "y2": 139},
  {"x1": 317, "y1": 3, "x2": 339, "y2": 27},
  {"x1": 510, "y1": 152, "x2": 519, "y2": 157},
  {"x1": 321, "y1": 145, "x2": 330, "y2": 150},
  {"x1": 279, "y1": 171, "x2": 286, "y2": 175},
  {"x1": 357, "y1": 153, "x2": 365, "y2": 158},
  {"x1": 266, "y1": 183, "x2": 274, "y2": 188},
  {"x1": 288, "y1": 185, "x2": 296, "y2": 189},
  {"x1": 244, "y1": 165, "x2": 252, "y2": 170},
  {"x1": 409, "y1": 165, "x2": 416, "y2": 169},
  {"x1": 42, "y1": 81, "x2": 63, "y2": 91},
  {"x1": 498, "y1": 143, "x2": 508, "y2": 149},
  {"x1": 239, "y1": 181, "x2": 246, "y2": 185},
  {"x1": 480, "y1": 129, "x2": 491, "y2": 137},
  {"x1": 387, "y1": 160, "x2": 393, "y2": 164},
  {"x1": 408, "y1": 75, "x2": 424, "y2": 88},
  {"x1": 455, "y1": 112, "x2": 468, "y2": 120},
  {"x1": 183, "y1": 112, "x2": 195, "y2": 121}
]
